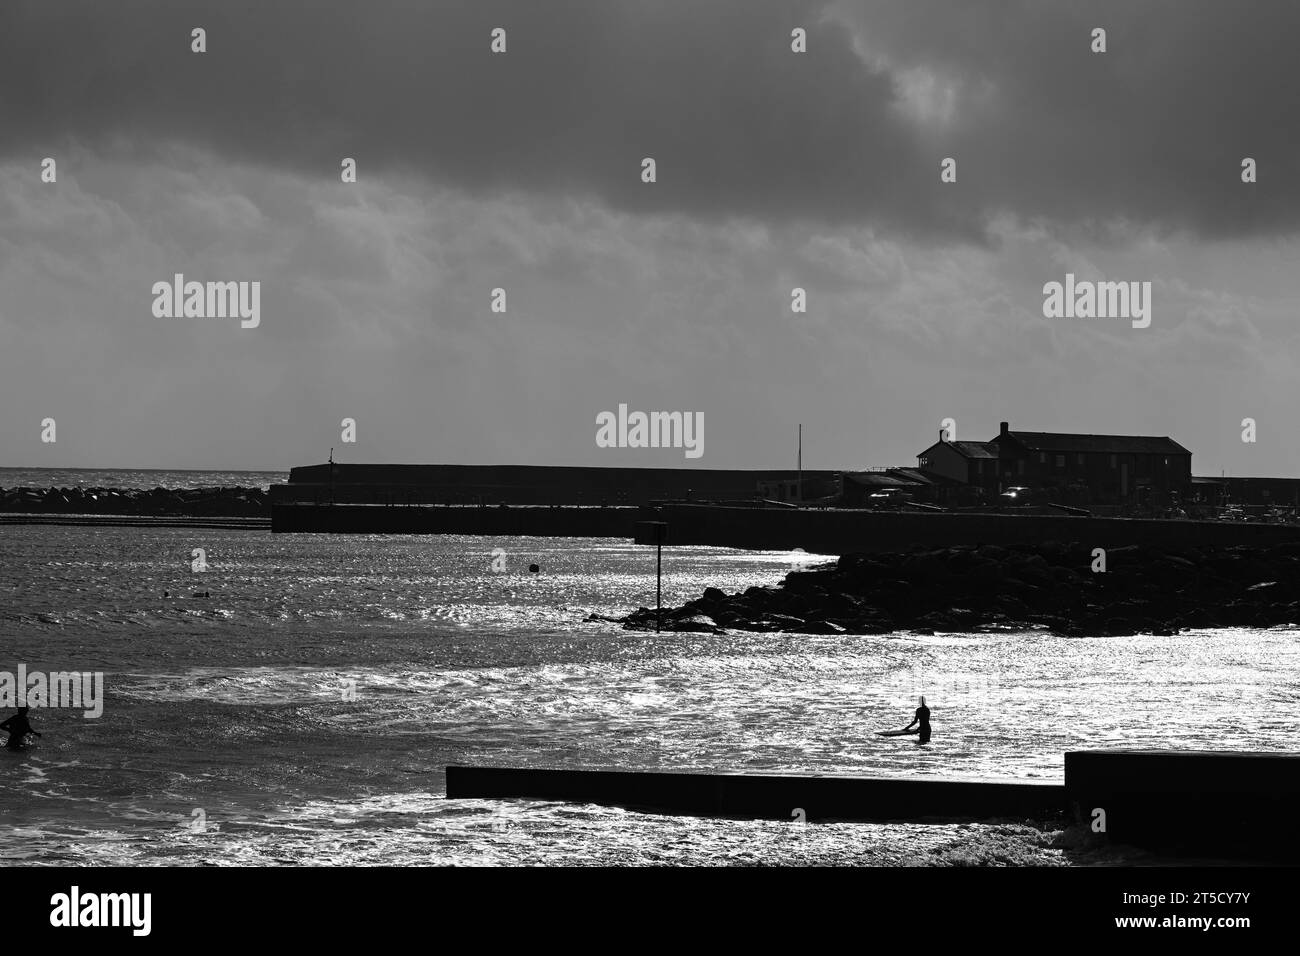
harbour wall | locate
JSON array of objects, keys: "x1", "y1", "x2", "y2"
[
  {"x1": 274, "y1": 463, "x2": 838, "y2": 506},
  {"x1": 644, "y1": 503, "x2": 1300, "y2": 553},
  {"x1": 271, "y1": 503, "x2": 640, "y2": 537},
  {"x1": 272, "y1": 500, "x2": 1300, "y2": 550}
]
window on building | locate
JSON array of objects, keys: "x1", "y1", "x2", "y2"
[
  {"x1": 1055, "y1": 455, "x2": 1065, "y2": 468},
  {"x1": 1110, "y1": 455, "x2": 1117, "y2": 468},
  {"x1": 1038, "y1": 453, "x2": 1047, "y2": 464},
  {"x1": 1077, "y1": 454, "x2": 1085, "y2": 465}
]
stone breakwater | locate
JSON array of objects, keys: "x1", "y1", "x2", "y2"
[
  {"x1": 0, "y1": 486, "x2": 269, "y2": 518},
  {"x1": 609, "y1": 541, "x2": 1300, "y2": 637}
]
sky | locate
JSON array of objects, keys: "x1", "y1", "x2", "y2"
[{"x1": 1, "y1": 0, "x2": 1297, "y2": 476}]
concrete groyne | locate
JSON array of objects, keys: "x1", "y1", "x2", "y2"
[
  {"x1": 446, "y1": 765, "x2": 1066, "y2": 822},
  {"x1": 1065, "y1": 750, "x2": 1300, "y2": 859},
  {"x1": 447, "y1": 750, "x2": 1300, "y2": 858}
]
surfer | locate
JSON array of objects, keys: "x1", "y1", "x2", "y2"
[
  {"x1": 901, "y1": 696, "x2": 931, "y2": 744},
  {"x1": 0, "y1": 707, "x2": 41, "y2": 751}
]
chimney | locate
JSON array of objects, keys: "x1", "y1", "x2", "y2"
[{"x1": 1000, "y1": 421, "x2": 1009, "y2": 436}]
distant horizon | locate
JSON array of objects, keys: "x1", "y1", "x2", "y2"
[{"x1": 1, "y1": 461, "x2": 1297, "y2": 482}]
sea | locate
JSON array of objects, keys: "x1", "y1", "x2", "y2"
[{"x1": 1, "y1": 468, "x2": 1297, "y2": 866}]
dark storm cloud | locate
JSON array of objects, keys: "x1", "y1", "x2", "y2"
[
  {"x1": 839, "y1": 0, "x2": 1300, "y2": 239},
  {"x1": 2, "y1": 0, "x2": 1299, "y2": 238}
]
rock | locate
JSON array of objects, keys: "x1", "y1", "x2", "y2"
[
  {"x1": 698, "y1": 587, "x2": 728, "y2": 606},
  {"x1": 783, "y1": 571, "x2": 825, "y2": 592},
  {"x1": 760, "y1": 613, "x2": 808, "y2": 631}
]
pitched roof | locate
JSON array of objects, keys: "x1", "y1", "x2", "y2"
[
  {"x1": 888, "y1": 467, "x2": 965, "y2": 485},
  {"x1": 950, "y1": 441, "x2": 1000, "y2": 459},
  {"x1": 998, "y1": 431, "x2": 1190, "y2": 455},
  {"x1": 844, "y1": 472, "x2": 918, "y2": 487},
  {"x1": 916, "y1": 440, "x2": 999, "y2": 460}
]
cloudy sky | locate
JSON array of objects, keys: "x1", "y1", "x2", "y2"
[{"x1": 2, "y1": 0, "x2": 1297, "y2": 476}]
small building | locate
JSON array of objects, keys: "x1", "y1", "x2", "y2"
[
  {"x1": 756, "y1": 475, "x2": 842, "y2": 504},
  {"x1": 840, "y1": 471, "x2": 921, "y2": 508},
  {"x1": 840, "y1": 468, "x2": 971, "y2": 507},
  {"x1": 915, "y1": 439, "x2": 1001, "y2": 498}
]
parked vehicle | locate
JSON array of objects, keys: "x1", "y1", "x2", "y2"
[
  {"x1": 998, "y1": 486, "x2": 1042, "y2": 504},
  {"x1": 867, "y1": 488, "x2": 911, "y2": 510}
]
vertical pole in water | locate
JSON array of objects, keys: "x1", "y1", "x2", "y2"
[
  {"x1": 329, "y1": 447, "x2": 335, "y2": 507},
  {"x1": 656, "y1": 538, "x2": 662, "y2": 632},
  {"x1": 797, "y1": 423, "x2": 803, "y2": 507},
  {"x1": 635, "y1": 521, "x2": 668, "y2": 632}
]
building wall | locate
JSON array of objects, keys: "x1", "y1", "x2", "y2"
[
  {"x1": 917, "y1": 443, "x2": 974, "y2": 485},
  {"x1": 990, "y1": 438, "x2": 1191, "y2": 503}
]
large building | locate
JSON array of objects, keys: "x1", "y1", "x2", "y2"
[{"x1": 916, "y1": 421, "x2": 1193, "y2": 505}]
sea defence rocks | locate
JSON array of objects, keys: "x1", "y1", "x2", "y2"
[
  {"x1": 617, "y1": 541, "x2": 1300, "y2": 637},
  {"x1": 0, "y1": 486, "x2": 270, "y2": 518}
]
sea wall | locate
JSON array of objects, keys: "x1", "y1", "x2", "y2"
[
  {"x1": 270, "y1": 498, "x2": 1300, "y2": 550},
  {"x1": 646, "y1": 503, "x2": 1300, "y2": 553},
  {"x1": 272, "y1": 463, "x2": 839, "y2": 506},
  {"x1": 272, "y1": 503, "x2": 639, "y2": 537}
]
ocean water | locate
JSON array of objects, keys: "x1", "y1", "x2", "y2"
[
  {"x1": 0, "y1": 467, "x2": 287, "y2": 492},
  {"x1": 1, "y1": 524, "x2": 1297, "y2": 866}
]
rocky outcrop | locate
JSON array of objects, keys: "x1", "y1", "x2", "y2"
[
  {"x1": 0, "y1": 486, "x2": 270, "y2": 518},
  {"x1": 615, "y1": 541, "x2": 1300, "y2": 637}
]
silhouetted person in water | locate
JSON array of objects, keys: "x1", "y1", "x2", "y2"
[
  {"x1": 902, "y1": 696, "x2": 931, "y2": 744},
  {"x1": 1, "y1": 707, "x2": 41, "y2": 750}
]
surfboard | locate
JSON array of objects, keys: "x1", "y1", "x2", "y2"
[{"x1": 876, "y1": 728, "x2": 918, "y2": 737}]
